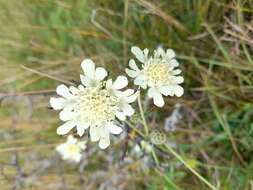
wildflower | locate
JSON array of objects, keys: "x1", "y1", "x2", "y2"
[
  {"x1": 50, "y1": 59, "x2": 137, "y2": 149},
  {"x1": 126, "y1": 46, "x2": 184, "y2": 107},
  {"x1": 132, "y1": 140, "x2": 152, "y2": 157},
  {"x1": 140, "y1": 140, "x2": 153, "y2": 153},
  {"x1": 56, "y1": 135, "x2": 86, "y2": 163}
]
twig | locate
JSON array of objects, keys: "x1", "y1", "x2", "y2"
[
  {"x1": 137, "y1": 94, "x2": 149, "y2": 136},
  {"x1": 134, "y1": 0, "x2": 189, "y2": 33},
  {"x1": 21, "y1": 65, "x2": 74, "y2": 85}
]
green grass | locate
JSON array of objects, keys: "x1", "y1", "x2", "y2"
[{"x1": 1, "y1": 0, "x2": 253, "y2": 189}]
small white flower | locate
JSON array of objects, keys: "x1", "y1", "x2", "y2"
[
  {"x1": 140, "y1": 140, "x2": 153, "y2": 153},
  {"x1": 56, "y1": 135, "x2": 86, "y2": 163},
  {"x1": 126, "y1": 46, "x2": 184, "y2": 107},
  {"x1": 50, "y1": 59, "x2": 137, "y2": 149},
  {"x1": 131, "y1": 141, "x2": 152, "y2": 157},
  {"x1": 133, "y1": 144, "x2": 142, "y2": 155}
]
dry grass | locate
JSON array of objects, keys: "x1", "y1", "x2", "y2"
[{"x1": 0, "y1": 0, "x2": 253, "y2": 189}]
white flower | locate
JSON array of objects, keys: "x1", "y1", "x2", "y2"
[
  {"x1": 126, "y1": 46, "x2": 184, "y2": 107},
  {"x1": 132, "y1": 140, "x2": 152, "y2": 156},
  {"x1": 140, "y1": 140, "x2": 153, "y2": 154},
  {"x1": 56, "y1": 135, "x2": 86, "y2": 163},
  {"x1": 50, "y1": 59, "x2": 137, "y2": 149}
]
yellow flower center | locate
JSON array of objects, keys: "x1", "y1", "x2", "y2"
[
  {"x1": 75, "y1": 87, "x2": 118, "y2": 126},
  {"x1": 143, "y1": 60, "x2": 171, "y2": 86},
  {"x1": 65, "y1": 144, "x2": 79, "y2": 154}
]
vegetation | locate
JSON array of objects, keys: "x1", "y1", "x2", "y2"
[{"x1": 0, "y1": 0, "x2": 253, "y2": 189}]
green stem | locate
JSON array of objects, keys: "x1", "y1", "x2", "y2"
[
  {"x1": 137, "y1": 94, "x2": 149, "y2": 136},
  {"x1": 164, "y1": 144, "x2": 218, "y2": 190},
  {"x1": 151, "y1": 148, "x2": 159, "y2": 166}
]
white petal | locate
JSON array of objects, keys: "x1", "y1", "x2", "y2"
[
  {"x1": 157, "y1": 47, "x2": 165, "y2": 57},
  {"x1": 106, "y1": 79, "x2": 113, "y2": 89},
  {"x1": 56, "y1": 84, "x2": 72, "y2": 99},
  {"x1": 169, "y1": 59, "x2": 179, "y2": 67},
  {"x1": 99, "y1": 136, "x2": 110, "y2": 149},
  {"x1": 57, "y1": 121, "x2": 76, "y2": 135},
  {"x1": 67, "y1": 135, "x2": 77, "y2": 143},
  {"x1": 125, "y1": 68, "x2": 138, "y2": 78},
  {"x1": 166, "y1": 49, "x2": 176, "y2": 60},
  {"x1": 140, "y1": 83, "x2": 147, "y2": 89},
  {"x1": 56, "y1": 144, "x2": 64, "y2": 152},
  {"x1": 69, "y1": 86, "x2": 79, "y2": 95},
  {"x1": 143, "y1": 48, "x2": 149, "y2": 57},
  {"x1": 108, "y1": 124, "x2": 123, "y2": 134},
  {"x1": 89, "y1": 126, "x2": 100, "y2": 142},
  {"x1": 172, "y1": 76, "x2": 184, "y2": 84},
  {"x1": 159, "y1": 86, "x2": 173, "y2": 96},
  {"x1": 78, "y1": 85, "x2": 85, "y2": 91},
  {"x1": 131, "y1": 46, "x2": 145, "y2": 63},
  {"x1": 76, "y1": 121, "x2": 89, "y2": 130},
  {"x1": 80, "y1": 75, "x2": 92, "y2": 87},
  {"x1": 78, "y1": 141, "x2": 87, "y2": 150},
  {"x1": 125, "y1": 90, "x2": 139, "y2": 103},
  {"x1": 59, "y1": 107, "x2": 76, "y2": 121},
  {"x1": 95, "y1": 67, "x2": 107, "y2": 81},
  {"x1": 151, "y1": 89, "x2": 165, "y2": 107},
  {"x1": 115, "y1": 111, "x2": 126, "y2": 121},
  {"x1": 171, "y1": 69, "x2": 182, "y2": 75},
  {"x1": 147, "y1": 87, "x2": 156, "y2": 98},
  {"x1": 113, "y1": 76, "x2": 128, "y2": 90},
  {"x1": 134, "y1": 75, "x2": 145, "y2": 86},
  {"x1": 77, "y1": 125, "x2": 85, "y2": 136},
  {"x1": 76, "y1": 121, "x2": 89, "y2": 136},
  {"x1": 123, "y1": 89, "x2": 134, "y2": 97},
  {"x1": 129, "y1": 59, "x2": 139, "y2": 71},
  {"x1": 50, "y1": 97, "x2": 66, "y2": 110},
  {"x1": 73, "y1": 154, "x2": 82, "y2": 163},
  {"x1": 81, "y1": 59, "x2": 95, "y2": 78},
  {"x1": 122, "y1": 103, "x2": 135, "y2": 116},
  {"x1": 174, "y1": 85, "x2": 184, "y2": 97}
]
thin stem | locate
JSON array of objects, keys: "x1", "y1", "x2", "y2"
[
  {"x1": 164, "y1": 144, "x2": 218, "y2": 190},
  {"x1": 151, "y1": 148, "x2": 159, "y2": 166},
  {"x1": 137, "y1": 94, "x2": 149, "y2": 136},
  {"x1": 126, "y1": 120, "x2": 160, "y2": 166},
  {"x1": 125, "y1": 120, "x2": 146, "y2": 138}
]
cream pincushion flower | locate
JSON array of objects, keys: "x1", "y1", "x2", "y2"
[
  {"x1": 126, "y1": 46, "x2": 184, "y2": 107},
  {"x1": 50, "y1": 59, "x2": 137, "y2": 149},
  {"x1": 56, "y1": 135, "x2": 86, "y2": 163}
]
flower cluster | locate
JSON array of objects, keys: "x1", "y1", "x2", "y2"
[
  {"x1": 50, "y1": 59, "x2": 137, "y2": 149},
  {"x1": 51, "y1": 46, "x2": 184, "y2": 158},
  {"x1": 56, "y1": 135, "x2": 86, "y2": 163},
  {"x1": 126, "y1": 46, "x2": 184, "y2": 107}
]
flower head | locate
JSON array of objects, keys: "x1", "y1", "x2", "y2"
[
  {"x1": 150, "y1": 130, "x2": 167, "y2": 145},
  {"x1": 56, "y1": 135, "x2": 86, "y2": 163},
  {"x1": 50, "y1": 59, "x2": 137, "y2": 149},
  {"x1": 126, "y1": 46, "x2": 184, "y2": 107}
]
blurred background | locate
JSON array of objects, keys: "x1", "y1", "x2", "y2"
[{"x1": 0, "y1": 0, "x2": 253, "y2": 189}]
